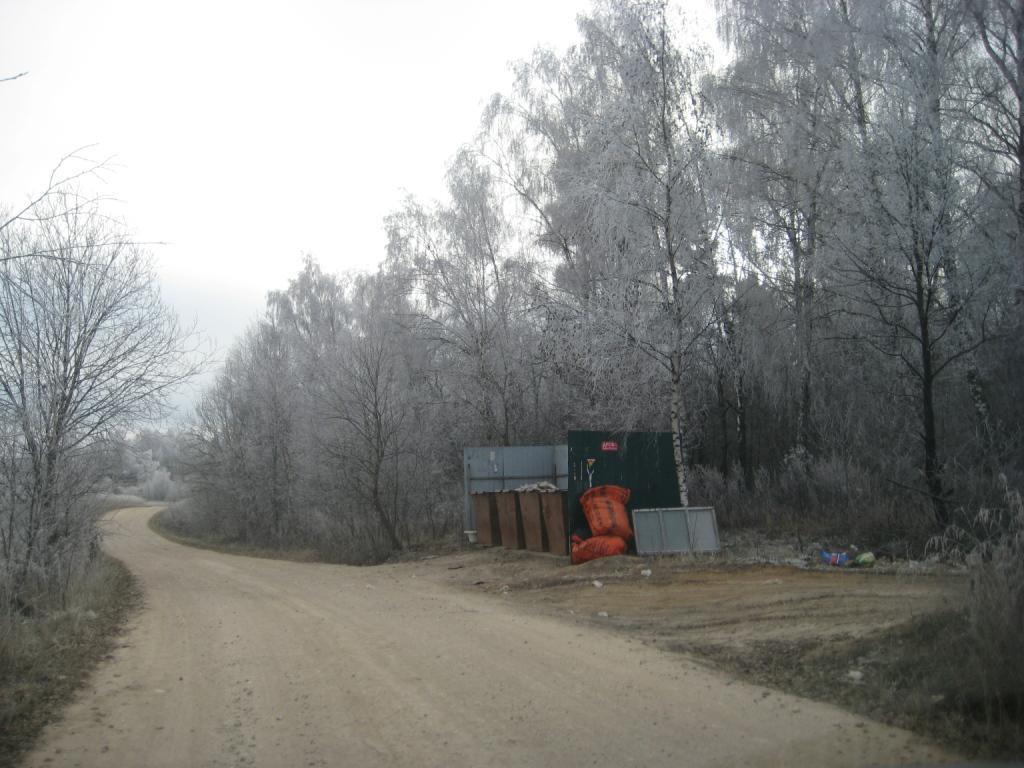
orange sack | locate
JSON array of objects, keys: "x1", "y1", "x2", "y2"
[
  {"x1": 580, "y1": 484, "x2": 633, "y2": 540},
  {"x1": 571, "y1": 534, "x2": 628, "y2": 565}
]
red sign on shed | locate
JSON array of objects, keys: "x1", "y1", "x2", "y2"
[{"x1": 601, "y1": 440, "x2": 619, "y2": 452}]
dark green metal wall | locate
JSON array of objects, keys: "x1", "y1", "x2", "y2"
[{"x1": 566, "y1": 430, "x2": 680, "y2": 536}]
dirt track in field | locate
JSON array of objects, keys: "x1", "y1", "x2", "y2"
[
  {"x1": 23, "y1": 507, "x2": 958, "y2": 768},
  {"x1": 429, "y1": 544, "x2": 964, "y2": 651}
]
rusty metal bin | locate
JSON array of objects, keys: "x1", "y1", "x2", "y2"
[
  {"x1": 517, "y1": 492, "x2": 548, "y2": 553},
  {"x1": 540, "y1": 492, "x2": 569, "y2": 555},
  {"x1": 471, "y1": 493, "x2": 501, "y2": 547},
  {"x1": 495, "y1": 491, "x2": 525, "y2": 549}
]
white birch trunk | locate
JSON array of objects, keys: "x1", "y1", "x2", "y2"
[{"x1": 670, "y1": 352, "x2": 690, "y2": 508}]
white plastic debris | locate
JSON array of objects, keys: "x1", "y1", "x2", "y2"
[
  {"x1": 514, "y1": 481, "x2": 560, "y2": 492},
  {"x1": 847, "y1": 669, "x2": 864, "y2": 682},
  {"x1": 592, "y1": 580, "x2": 604, "y2": 588},
  {"x1": 640, "y1": 569, "x2": 652, "y2": 577},
  {"x1": 597, "y1": 611, "x2": 609, "y2": 618}
]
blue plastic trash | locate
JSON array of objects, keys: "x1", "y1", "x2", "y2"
[{"x1": 820, "y1": 549, "x2": 849, "y2": 566}]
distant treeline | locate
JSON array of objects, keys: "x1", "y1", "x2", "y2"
[{"x1": 182, "y1": 0, "x2": 1023, "y2": 561}]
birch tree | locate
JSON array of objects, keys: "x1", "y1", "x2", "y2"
[
  {"x1": 497, "y1": 0, "x2": 723, "y2": 505},
  {"x1": 967, "y1": 0, "x2": 1024, "y2": 297},
  {"x1": 385, "y1": 149, "x2": 541, "y2": 447},
  {"x1": 716, "y1": 0, "x2": 845, "y2": 456}
]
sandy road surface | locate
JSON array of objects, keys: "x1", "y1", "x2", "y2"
[{"x1": 24, "y1": 507, "x2": 956, "y2": 768}]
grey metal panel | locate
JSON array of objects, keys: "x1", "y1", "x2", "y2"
[
  {"x1": 554, "y1": 445, "x2": 568, "y2": 490},
  {"x1": 464, "y1": 445, "x2": 566, "y2": 530},
  {"x1": 465, "y1": 447, "x2": 504, "y2": 484},
  {"x1": 632, "y1": 509, "x2": 668, "y2": 554},
  {"x1": 663, "y1": 510, "x2": 690, "y2": 552},
  {"x1": 464, "y1": 448, "x2": 504, "y2": 530},
  {"x1": 463, "y1": 456, "x2": 471, "y2": 530},
  {"x1": 685, "y1": 507, "x2": 720, "y2": 552},
  {"x1": 632, "y1": 507, "x2": 721, "y2": 555},
  {"x1": 501, "y1": 447, "x2": 557, "y2": 489}
]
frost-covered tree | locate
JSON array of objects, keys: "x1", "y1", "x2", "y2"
[
  {"x1": 385, "y1": 149, "x2": 543, "y2": 447},
  {"x1": 967, "y1": 0, "x2": 1024, "y2": 296},
  {"x1": 184, "y1": 0, "x2": 1024, "y2": 557},
  {"x1": 0, "y1": 194, "x2": 197, "y2": 605},
  {"x1": 493, "y1": 0, "x2": 723, "y2": 505},
  {"x1": 832, "y1": 0, "x2": 1000, "y2": 525},
  {"x1": 716, "y1": 0, "x2": 846, "y2": 456}
]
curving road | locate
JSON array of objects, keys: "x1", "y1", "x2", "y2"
[{"x1": 24, "y1": 507, "x2": 955, "y2": 768}]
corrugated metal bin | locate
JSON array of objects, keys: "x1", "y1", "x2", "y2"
[{"x1": 463, "y1": 445, "x2": 568, "y2": 531}]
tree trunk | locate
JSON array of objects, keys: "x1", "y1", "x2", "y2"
[
  {"x1": 795, "y1": 360, "x2": 812, "y2": 455},
  {"x1": 1017, "y1": 1, "x2": 1024, "y2": 298},
  {"x1": 371, "y1": 451, "x2": 402, "y2": 551},
  {"x1": 791, "y1": 238, "x2": 814, "y2": 456},
  {"x1": 716, "y1": 367, "x2": 730, "y2": 477},
  {"x1": 670, "y1": 353, "x2": 690, "y2": 508},
  {"x1": 735, "y1": 371, "x2": 753, "y2": 491},
  {"x1": 919, "y1": 315, "x2": 947, "y2": 527}
]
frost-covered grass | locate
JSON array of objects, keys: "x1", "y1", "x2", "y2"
[
  {"x1": 0, "y1": 555, "x2": 139, "y2": 764},
  {"x1": 689, "y1": 455, "x2": 938, "y2": 551},
  {"x1": 91, "y1": 492, "x2": 151, "y2": 514},
  {"x1": 940, "y1": 480, "x2": 1024, "y2": 746}
]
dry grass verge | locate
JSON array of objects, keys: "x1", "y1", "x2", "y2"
[
  {"x1": 90, "y1": 493, "x2": 151, "y2": 515},
  {"x1": 0, "y1": 554, "x2": 140, "y2": 765},
  {"x1": 149, "y1": 502, "x2": 464, "y2": 565},
  {"x1": 690, "y1": 609, "x2": 1022, "y2": 759},
  {"x1": 148, "y1": 508, "x2": 322, "y2": 563}
]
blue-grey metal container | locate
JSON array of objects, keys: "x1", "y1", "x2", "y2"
[{"x1": 463, "y1": 445, "x2": 568, "y2": 530}]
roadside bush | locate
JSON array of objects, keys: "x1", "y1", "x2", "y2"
[
  {"x1": 0, "y1": 555, "x2": 137, "y2": 763},
  {"x1": 119, "y1": 469, "x2": 186, "y2": 503},
  {"x1": 772, "y1": 451, "x2": 897, "y2": 539},
  {"x1": 964, "y1": 480, "x2": 1024, "y2": 728},
  {"x1": 931, "y1": 477, "x2": 1024, "y2": 750},
  {"x1": 91, "y1": 493, "x2": 148, "y2": 515},
  {"x1": 689, "y1": 465, "x2": 765, "y2": 528},
  {"x1": 138, "y1": 469, "x2": 185, "y2": 502},
  {"x1": 692, "y1": 453, "x2": 935, "y2": 550},
  {"x1": 154, "y1": 498, "x2": 225, "y2": 540}
]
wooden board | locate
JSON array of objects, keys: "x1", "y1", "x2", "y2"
[
  {"x1": 517, "y1": 492, "x2": 548, "y2": 553},
  {"x1": 472, "y1": 494, "x2": 501, "y2": 547},
  {"x1": 495, "y1": 492, "x2": 525, "y2": 550},
  {"x1": 540, "y1": 492, "x2": 569, "y2": 555}
]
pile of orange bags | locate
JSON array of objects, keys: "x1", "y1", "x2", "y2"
[{"x1": 571, "y1": 485, "x2": 633, "y2": 565}]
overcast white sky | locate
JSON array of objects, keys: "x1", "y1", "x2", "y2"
[{"x1": 0, "y1": 0, "x2": 714, "y2": 417}]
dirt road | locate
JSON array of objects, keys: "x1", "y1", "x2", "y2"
[{"x1": 23, "y1": 507, "x2": 955, "y2": 768}]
